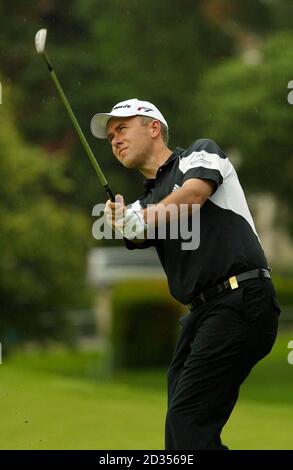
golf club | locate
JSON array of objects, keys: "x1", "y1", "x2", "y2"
[{"x1": 35, "y1": 28, "x2": 115, "y2": 202}]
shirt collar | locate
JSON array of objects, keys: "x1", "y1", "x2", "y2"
[
  {"x1": 160, "y1": 147, "x2": 184, "y2": 167},
  {"x1": 143, "y1": 147, "x2": 184, "y2": 190}
]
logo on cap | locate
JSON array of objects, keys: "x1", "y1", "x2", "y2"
[
  {"x1": 137, "y1": 106, "x2": 153, "y2": 112},
  {"x1": 113, "y1": 104, "x2": 131, "y2": 110}
]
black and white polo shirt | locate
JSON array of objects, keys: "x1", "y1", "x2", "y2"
[{"x1": 125, "y1": 138, "x2": 268, "y2": 305}]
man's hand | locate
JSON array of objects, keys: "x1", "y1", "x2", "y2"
[
  {"x1": 104, "y1": 194, "x2": 126, "y2": 234},
  {"x1": 104, "y1": 195, "x2": 148, "y2": 240}
]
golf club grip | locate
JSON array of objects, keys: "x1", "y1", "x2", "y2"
[{"x1": 105, "y1": 185, "x2": 115, "y2": 202}]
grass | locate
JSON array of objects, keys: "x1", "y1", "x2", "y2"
[
  {"x1": 222, "y1": 325, "x2": 293, "y2": 449},
  {"x1": 0, "y1": 327, "x2": 292, "y2": 450}
]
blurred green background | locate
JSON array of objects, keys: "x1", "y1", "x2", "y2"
[{"x1": 0, "y1": 0, "x2": 293, "y2": 449}]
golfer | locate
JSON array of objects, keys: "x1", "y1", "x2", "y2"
[{"x1": 91, "y1": 98, "x2": 281, "y2": 450}]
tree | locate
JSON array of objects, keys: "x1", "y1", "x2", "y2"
[
  {"x1": 0, "y1": 84, "x2": 92, "y2": 346},
  {"x1": 195, "y1": 32, "x2": 293, "y2": 232}
]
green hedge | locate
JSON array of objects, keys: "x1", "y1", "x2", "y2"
[
  {"x1": 111, "y1": 280, "x2": 184, "y2": 369},
  {"x1": 110, "y1": 272, "x2": 293, "y2": 370},
  {"x1": 273, "y1": 273, "x2": 293, "y2": 305}
]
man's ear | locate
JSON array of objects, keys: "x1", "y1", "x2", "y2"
[{"x1": 150, "y1": 119, "x2": 161, "y2": 138}]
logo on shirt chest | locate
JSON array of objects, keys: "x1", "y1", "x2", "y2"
[{"x1": 172, "y1": 184, "x2": 181, "y2": 192}]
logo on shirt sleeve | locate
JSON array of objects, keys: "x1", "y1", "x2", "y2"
[
  {"x1": 189, "y1": 152, "x2": 212, "y2": 166},
  {"x1": 179, "y1": 150, "x2": 222, "y2": 174}
]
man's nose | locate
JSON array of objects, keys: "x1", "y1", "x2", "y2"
[{"x1": 112, "y1": 134, "x2": 123, "y2": 148}]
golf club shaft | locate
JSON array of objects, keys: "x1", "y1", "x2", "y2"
[{"x1": 42, "y1": 52, "x2": 115, "y2": 202}]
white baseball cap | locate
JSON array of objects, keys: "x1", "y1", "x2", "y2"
[{"x1": 90, "y1": 98, "x2": 168, "y2": 139}]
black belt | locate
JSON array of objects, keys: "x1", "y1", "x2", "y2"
[{"x1": 188, "y1": 268, "x2": 271, "y2": 310}]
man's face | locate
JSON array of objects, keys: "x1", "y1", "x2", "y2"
[{"x1": 107, "y1": 116, "x2": 154, "y2": 169}]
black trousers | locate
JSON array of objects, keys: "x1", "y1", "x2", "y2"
[{"x1": 165, "y1": 278, "x2": 281, "y2": 450}]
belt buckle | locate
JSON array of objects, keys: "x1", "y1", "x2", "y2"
[{"x1": 229, "y1": 276, "x2": 239, "y2": 290}]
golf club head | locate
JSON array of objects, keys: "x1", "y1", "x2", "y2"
[{"x1": 35, "y1": 29, "x2": 47, "y2": 54}]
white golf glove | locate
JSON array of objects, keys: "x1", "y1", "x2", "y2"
[
  {"x1": 122, "y1": 207, "x2": 148, "y2": 240},
  {"x1": 104, "y1": 195, "x2": 148, "y2": 240}
]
